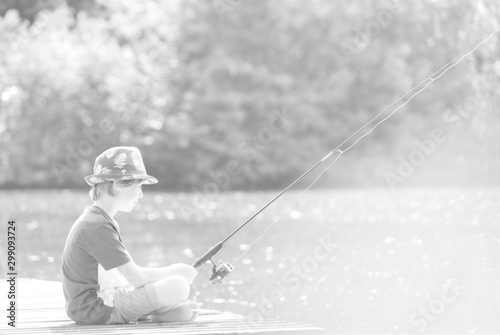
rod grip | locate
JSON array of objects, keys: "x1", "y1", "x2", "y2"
[{"x1": 193, "y1": 241, "x2": 224, "y2": 268}]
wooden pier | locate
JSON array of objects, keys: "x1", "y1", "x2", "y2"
[{"x1": 1, "y1": 279, "x2": 324, "y2": 334}]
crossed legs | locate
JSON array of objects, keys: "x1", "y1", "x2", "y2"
[{"x1": 146, "y1": 275, "x2": 199, "y2": 322}]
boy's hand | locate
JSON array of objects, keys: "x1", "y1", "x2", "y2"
[{"x1": 169, "y1": 263, "x2": 198, "y2": 284}]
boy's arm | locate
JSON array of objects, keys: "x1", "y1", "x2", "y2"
[{"x1": 117, "y1": 260, "x2": 198, "y2": 288}]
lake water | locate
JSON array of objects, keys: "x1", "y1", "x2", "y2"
[{"x1": 1, "y1": 188, "x2": 499, "y2": 333}]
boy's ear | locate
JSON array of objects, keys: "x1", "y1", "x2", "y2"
[{"x1": 112, "y1": 180, "x2": 122, "y2": 192}]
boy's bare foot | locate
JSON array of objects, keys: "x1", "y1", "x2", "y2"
[{"x1": 151, "y1": 301, "x2": 199, "y2": 323}]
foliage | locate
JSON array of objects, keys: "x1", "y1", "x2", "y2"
[{"x1": 0, "y1": 0, "x2": 498, "y2": 190}]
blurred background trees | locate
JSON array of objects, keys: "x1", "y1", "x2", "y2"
[{"x1": 0, "y1": 0, "x2": 498, "y2": 190}]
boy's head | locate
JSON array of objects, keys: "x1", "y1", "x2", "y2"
[
  {"x1": 85, "y1": 147, "x2": 157, "y2": 210},
  {"x1": 89, "y1": 179, "x2": 144, "y2": 212},
  {"x1": 89, "y1": 179, "x2": 144, "y2": 201}
]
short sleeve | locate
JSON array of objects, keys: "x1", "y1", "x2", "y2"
[{"x1": 88, "y1": 225, "x2": 132, "y2": 271}]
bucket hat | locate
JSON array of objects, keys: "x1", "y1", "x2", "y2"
[{"x1": 84, "y1": 146, "x2": 158, "y2": 186}]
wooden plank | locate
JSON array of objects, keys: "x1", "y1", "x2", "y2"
[{"x1": 1, "y1": 279, "x2": 324, "y2": 335}]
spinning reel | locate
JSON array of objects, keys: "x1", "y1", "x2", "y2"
[
  {"x1": 209, "y1": 259, "x2": 234, "y2": 285},
  {"x1": 193, "y1": 241, "x2": 234, "y2": 285}
]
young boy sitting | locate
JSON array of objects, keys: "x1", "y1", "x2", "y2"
[{"x1": 61, "y1": 146, "x2": 199, "y2": 325}]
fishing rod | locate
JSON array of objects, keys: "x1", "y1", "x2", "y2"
[{"x1": 193, "y1": 33, "x2": 495, "y2": 285}]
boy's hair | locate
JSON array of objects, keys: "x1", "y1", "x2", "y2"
[{"x1": 89, "y1": 179, "x2": 144, "y2": 201}]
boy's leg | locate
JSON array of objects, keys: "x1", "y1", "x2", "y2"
[
  {"x1": 148, "y1": 276, "x2": 198, "y2": 322},
  {"x1": 149, "y1": 301, "x2": 199, "y2": 322},
  {"x1": 152, "y1": 275, "x2": 190, "y2": 307},
  {"x1": 110, "y1": 275, "x2": 192, "y2": 323}
]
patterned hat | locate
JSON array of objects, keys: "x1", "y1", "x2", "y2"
[{"x1": 84, "y1": 147, "x2": 158, "y2": 186}]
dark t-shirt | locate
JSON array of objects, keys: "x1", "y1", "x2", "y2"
[{"x1": 61, "y1": 205, "x2": 132, "y2": 324}]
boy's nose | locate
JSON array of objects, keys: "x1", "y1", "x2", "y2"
[{"x1": 139, "y1": 189, "x2": 144, "y2": 198}]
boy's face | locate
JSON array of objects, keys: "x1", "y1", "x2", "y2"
[{"x1": 115, "y1": 181, "x2": 144, "y2": 212}]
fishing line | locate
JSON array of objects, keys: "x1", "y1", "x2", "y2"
[
  {"x1": 336, "y1": 33, "x2": 495, "y2": 153},
  {"x1": 494, "y1": 32, "x2": 499, "y2": 187},
  {"x1": 193, "y1": 33, "x2": 495, "y2": 284},
  {"x1": 230, "y1": 33, "x2": 496, "y2": 264},
  {"x1": 232, "y1": 149, "x2": 343, "y2": 265},
  {"x1": 493, "y1": 11, "x2": 500, "y2": 188}
]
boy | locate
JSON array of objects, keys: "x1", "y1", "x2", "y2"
[{"x1": 61, "y1": 146, "x2": 199, "y2": 325}]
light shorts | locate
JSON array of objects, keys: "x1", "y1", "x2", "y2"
[{"x1": 105, "y1": 283, "x2": 163, "y2": 324}]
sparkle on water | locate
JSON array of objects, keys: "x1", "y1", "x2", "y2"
[{"x1": 1, "y1": 188, "x2": 499, "y2": 333}]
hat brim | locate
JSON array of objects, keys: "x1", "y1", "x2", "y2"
[{"x1": 84, "y1": 174, "x2": 158, "y2": 186}]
